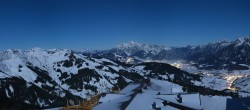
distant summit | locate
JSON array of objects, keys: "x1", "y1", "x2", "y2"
[
  {"x1": 83, "y1": 36, "x2": 250, "y2": 70},
  {"x1": 2, "y1": 36, "x2": 250, "y2": 70},
  {"x1": 116, "y1": 41, "x2": 143, "y2": 49}
]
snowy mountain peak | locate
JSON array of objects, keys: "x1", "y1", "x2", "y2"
[
  {"x1": 28, "y1": 48, "x2": 71, "y2": 52},
  {"x1": 216, "y1": 40, "x2": 230, "y2": 44},
  {"x1": 127, "y1": 41, "x2": 141, "y2": 45},
  {"x1": 236, "y1": 37, "x2": 250, "y2": 42},
  {"x1": 29, "y1": 47, "x2": 43, "y2": 51},
  {"x1": 205, "y1": 40, "x2": 231, "y2": 49},
  {"x1": 113, "y1": 41, "x2": 172, "y2": 57},
  {"x1": 116, "y1": 41, "x2": 142, "y2": 49},
  {"x1": 235, "y1": 36, "x2": 250, "y2": 46},
  {"x1": 1, "y1": 49, "x2": 22, "y2": 54},
  {"x1": 116, "y1": 41, "x2": 171, "y2": 51}
]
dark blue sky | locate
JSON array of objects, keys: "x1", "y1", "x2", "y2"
[{"x1": 0, "y1": 0, "x2": 250, "y2": 50}]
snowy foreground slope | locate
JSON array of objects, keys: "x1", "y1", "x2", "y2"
[
  {"x1": 0, "y1": 48, "x2": 245, "y2": 109},
  {"x1": 94, "y1": 79, "x2": 230, "y2": 110}
]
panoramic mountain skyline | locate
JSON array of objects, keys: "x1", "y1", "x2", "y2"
[
  {"x1": 0, "y1": 0, "x2": 250, "y2": 51},
  {"x1": 1, "y1": 36, "x2": 250, "y2": 51}
]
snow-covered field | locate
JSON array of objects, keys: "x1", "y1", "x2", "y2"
[
  {"x1": 94, "y1": 83, "x2": 141, "y2": 110},
  {"x1": 200, "y1": 95, "x2": 230, "y2": 110},
  {"x1": 94, "y1": 79, "x2": 230, "y2": 110}
]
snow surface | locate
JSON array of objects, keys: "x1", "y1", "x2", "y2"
[
  {"x1": 94, "y1": 79, "x2": 183, "y2": 110},
  {"x1": 150, "y1": 79, "x2": 182, "y2": 94},
  {"x1": 5, "y1": 89, "x2": 11, "y2": 98},
  {"x1": 126, "y1": 88, "x2": 157, "y2": 110},
  {"x1": 157, "y1": 94, "x2": 202, "y2": 109},
  {"x1": 126, "y1": 79, "x2": 182, "y2": 110},
  {"x1": 200, "y1": 95, "x2": 230, "y2": 110},
  {"x1": 9, "y1": 85, "x2": 14, "y2": 93},
  {"x1": 119, "y1": 83, "x2": 141, "y2": 95},
  {"x1": 0, "y1": 49, "x2": 136, "y2": 107},
  {"x1": 94, "y1": 83, "x2": 141, "y2": 110},
  {"x1": 94, "y1": 94, "x2": 130, "y2": 110},
  {"x1": 99, "y1": 94, "x2": 125, "y2": 103},
  {"x1": 94, "y1": 79, "x2": 230, "y2": 110},
  {"x1": 154, "y1": 99, "x2": 179, "y2": 110}
]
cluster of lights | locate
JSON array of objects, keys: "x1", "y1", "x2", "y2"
[
  {"x1": 171, "y1": 62, "x2": 182, "y2": 68},
  {"x1": 125, "y1": 57, "x2": 133, "y2": 64},
  {"x1": 224, "y1": 74, "x2": 244, "y2": 91}
]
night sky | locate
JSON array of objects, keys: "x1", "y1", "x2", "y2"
[{"x1": 0, "y1": 0, "x2": 250, "y2": 50}]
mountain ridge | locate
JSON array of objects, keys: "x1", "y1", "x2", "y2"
[
  {"x1": 81, "y1": 36, "x2": 250, "y2": 70},
  {"x1": 0, "y1": 48, "x2": 206, "y2": 108}
]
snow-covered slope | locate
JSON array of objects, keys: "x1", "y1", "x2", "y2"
[
  {"x1": 0, "y1": 48, "x2": 204, "y2": 109},
  {"x1": 0, "y1": 48, "x2": 137, "y2": 108},
  {"x1": 233, "y1": 76, "x2": 250, "y2": 93},
  {"x1": 94, "y1": 79, "x2": 231, "y2": 110}
]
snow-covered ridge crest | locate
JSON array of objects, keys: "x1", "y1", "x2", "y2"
[
  {"x1": 115, "y1": 41, "x2": 171, "y2": 56},
  {"x1": 0, "y1": 48, "x2": 71, "y2": 54},
  {"x1": 116, "y1": 41, "x2": 143, "y2": 49},
  {"x1": 234, "y1": 36, "x2": 250, "y2": 47},
  {"x1": 116, "y1": 41, "x2": 170, "y2": 50}
]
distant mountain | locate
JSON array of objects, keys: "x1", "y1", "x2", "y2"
[
  {"x1": 83, "y1": 41, "x2": 191, "y2": 64},
  {"x1": 187, "y1": 37, "x2": 250, "y2": 70},
  {"x1": 0, "y1": 48, "x2": 201, "y2": 109},
  {"x1": 84, "y1": 36, "x2": 250, "y2": 70}
]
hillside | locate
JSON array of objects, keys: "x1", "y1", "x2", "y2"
[{"x1": 0, "y1": 48, "x2": 203, "y2": 109}]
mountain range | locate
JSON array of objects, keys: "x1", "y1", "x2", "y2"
[
  {"x1": 1, "y1": 37, "x2": 250, "y2": 109},
  {"x1": 85, "y1": 36, "x2": 250, "y2": 70},
  {"x1": 0, "y1": 48, "x2": 205, "y2": 109}
]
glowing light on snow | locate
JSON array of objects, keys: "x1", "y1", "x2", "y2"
[
  {"x1": 224, "y1": 74, "x2": 244, "y2": 91},
  {"x1": 125, "y1": 57, "x2": 133, "y2": 64},
  {"x1": 171, "y1": 62, "x2": 182, "y2": 68}
]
